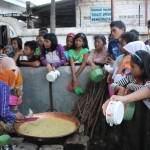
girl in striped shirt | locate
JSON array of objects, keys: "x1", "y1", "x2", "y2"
[
  {"x1": 111, "y1": 50, "x2": 150, "y2": 97},
  {"x1": 102, "y1": 50, "x2": 150, "y2": 114}
]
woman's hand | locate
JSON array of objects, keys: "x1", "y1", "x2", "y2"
[
  {"x1": 117, "y1": 86, "x2": 126, "y2": 96},
  {"x1": 107, "y1": 74, "x2": 112, "y2": 83},
  {"x1": 110, "y1": 95, "x2": 127, "y2": 104},
  {"x1": 14, "y1": 50, "x2": 24, "y2": 62},
  {"x1": 16, "y1": 112, "x2": 24, "y2": 120},
  {"x1": 72, "y1": 76, "x2": 79, "y2": 88},
  {"x1": 67, "y1": 77, "x2": 79, "y2": 92},
  {"x1": 33, "y1": 61, "x2": 41, "y2": 67},
  {"x1": 16, "y1": 50, "x2": 24, "y2": 57},
  {"x1": 47, "y1": 64, "x2": 53, "y2": 72},
  {"x1": 102, "y1": 99, "x2": 110, "y2": 116},
  {"x1": 105, "y1": 57, "x2": 114, "y2": 65}
]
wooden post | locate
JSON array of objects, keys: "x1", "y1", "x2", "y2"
[
  {"x1": 111, "y1": 0, "x2": 114, "y2": 21},
  {"x1": 50, "y1": 0, "x2": 56, "y2": 33},
  {"x1": 138, "y1": 4, "x2": 141, "y2": 26},
  {"x1": 145, "y1": 0, "x2": 148, "y2": 26},
  {"x1": 26, "y1": 1, "x2": 31, "y2": 29}
]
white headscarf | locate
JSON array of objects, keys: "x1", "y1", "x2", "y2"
[{"x1": 123, "y1": 41, "x2": 150, "y2": 54}]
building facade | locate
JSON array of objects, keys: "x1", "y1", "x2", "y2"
[
  {"x1": 0, "y1": 0, "x2": 26, "y2": 40},
  {"x1": 76, "y1": 0, "x2": 150, "y2": 27}
]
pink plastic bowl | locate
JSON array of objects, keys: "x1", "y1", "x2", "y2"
[{"x1": 9, "y1": 95, "x2": 22, "y2": 106}]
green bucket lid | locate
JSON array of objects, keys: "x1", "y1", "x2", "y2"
[
  {"x1": 74, "y1": 86, "x2": 85, "y2": 95},
  {"x1": 123, "y1": 102, "x2": 135, "y2": 121},
  {"x1": 90, "y1": 68, "x2": 104, "y2": 83},
  {"x1": 0, "y1": 134, "x2": 11, "y2": 146}
]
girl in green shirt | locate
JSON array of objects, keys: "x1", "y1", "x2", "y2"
[{"x1": 68, "y1": 33, "x2": 89, "y2": 91}]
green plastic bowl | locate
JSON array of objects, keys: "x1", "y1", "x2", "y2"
[
  {"x1": 90, "y1": 68, "x2": 104, "y2": 83},
  {"x1": 74, "y1": 86, "x2": 85, "y2": 95},
  {"x1": 0, "y1": 134, "x2": 11, "y2": 146},
  {"x1": 123, "y1": 102, "x2": 135, "y2": 121}
]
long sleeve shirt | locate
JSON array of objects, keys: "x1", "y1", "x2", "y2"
[
  {"x1": 40, "y1": 44, "x2": 66, "y2": 68},
  {"x1": 111, "y1": 75, "x2": 150, "y2": 109},
  {"x1": 108, "y1": 39, "x2": 122, "y2": 59},
  {"x1": 111, "y1": 74, "x2": 138, "y2": 91},
  {"x1": 0, "y1": 81, "x2": 16, "y2": 124}
]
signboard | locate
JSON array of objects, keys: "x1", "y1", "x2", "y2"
[
  {"x1": 91, "y1": 7, "x2": 111, "y2": 22},
  {"x1": 0, "y1": 13, "x2": 23, "y2": 17}
]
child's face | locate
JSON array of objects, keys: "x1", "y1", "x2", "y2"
[
  {"x1": 95, "y1": 39, "x2": 105, "y2": 51},
  {"x1": 130, "y1": 59, "x2": 143, "y2": 78},
  {"x1": 0, "y1": 48, "x2": 3, "y2": 53},
  {"x1": 12, "y1": 40, "x2": 18, "y2": 50},
  {"x1": 44, "y1": 39, "x2": 51, "y2": 49},
  {"x1": 119, "y1": 38, "x2": 127, "y2": 54},
  {"x1": 24, "y1": 46, "x2": 33, "y2": 56},
  {"x1": 37, "y1": 36, "x2": 44, "y2": 47},
  {"x1": 111, "y1": 27, "x2": 124, "y2": 39},
  {"x1": 66, "y1": 36, "x2": 74, "y2": 48},
  {"x1": 75, "y1": 37, "x2": 84, "y2": 49}
]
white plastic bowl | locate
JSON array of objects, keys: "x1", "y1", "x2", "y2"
[
  {"x1": 46, "y1": 71, "x2": 57, "y2": 82},
  {"x1": 54, "y1": 70, "x2": 60, "y2": 77},
  {"x1": 46, "y1": 70, "x2": 60, "y2": 82},
  {"x1": 106, "y1": 101, "x2": 124, "y2": 126},
  {"x1": 104, "y1": 65, "x2": 113, "y2": 74},
  {"x1": 19, "y1": 56, "x2": 28, "y2": 61}
]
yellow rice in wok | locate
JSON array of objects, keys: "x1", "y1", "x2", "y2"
[{"x1": 18, "y1": 117, "x2": 76, "y2": 137}]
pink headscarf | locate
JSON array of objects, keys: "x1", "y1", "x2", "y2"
[{"x1": 67, "y1": 33, "x2": 75, "y2": 39}]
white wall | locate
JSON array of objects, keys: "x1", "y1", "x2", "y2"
[{"x1": 0, "y1": 16, "x2": 149, "y2": 50}]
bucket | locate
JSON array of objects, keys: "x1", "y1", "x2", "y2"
[
  {"x1": 123, "y1": 102, "x2": 135, "y2": 121},
  {"x1": 9, "y1": 95, "x2": 22, "y2": 106},
  {"x1": 0, "y1": 135, "x2": 11, "y2": 146},
  {"x1": 106, "y1": 101, "x2": 124, "y2": 126},
  {"x1": 104, "y1": 64, "x2": 113, "y2": 73},
  {"x1": 74, "y1": 86, "x2": 85, "y2": 95},
  {"x1": 90, "y1": 67, "x2": 104, "y2": 83}
]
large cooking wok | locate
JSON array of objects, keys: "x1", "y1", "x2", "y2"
[{"x1": 14, "y1": 112, "x2": 80, "y2": 140}]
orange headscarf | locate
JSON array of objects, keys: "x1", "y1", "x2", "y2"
[
  {"x1": 117, "y1": 55, "x2": 131, "y2": 75},
  {"x1": 0, "y1": 57, "x2": 23, "y2": 88}
]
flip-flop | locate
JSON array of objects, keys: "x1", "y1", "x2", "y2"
[
  {"x1": 67, "y1": 80, "x2": 80, "y2": 92},
  {"x1": 67, "y1": 82, "x2": 74, "y2": 92}
]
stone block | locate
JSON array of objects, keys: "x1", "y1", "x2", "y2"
[
  {"x1": 39, "y1": 145, "x2": 64, "y2": 150},
  {"x1": 14, "y1": 143, "x2": 38, "y2": 150}
]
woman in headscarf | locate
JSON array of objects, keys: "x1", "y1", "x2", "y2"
[{"x1": 0, "y1": 57, "x2": 24, "y2": 132}]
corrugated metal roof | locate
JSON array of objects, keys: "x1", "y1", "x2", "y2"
[
  {"x1": 31, "y1": 0, "x2": 75, "y2": 28},
  {"x1": 3, "y1": 0, "x2": 26, "y2": 7}
]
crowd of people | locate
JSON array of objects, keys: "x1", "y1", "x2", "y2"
[{"x1": 0, "y1": 20, "x2": 150, "y2": 133}]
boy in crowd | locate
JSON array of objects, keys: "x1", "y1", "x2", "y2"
[{"x1": 108, "y1": 21, "x2": 126, "y2": 60}]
